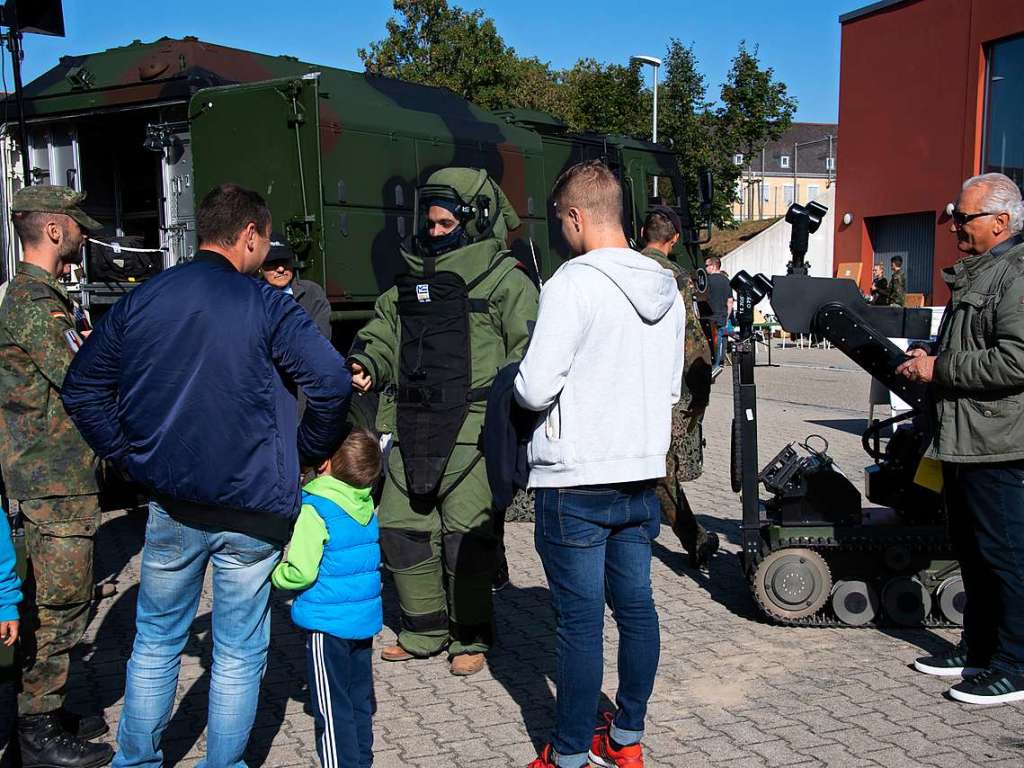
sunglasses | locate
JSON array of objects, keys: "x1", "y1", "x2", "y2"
[{"x1": 951, "y1": 209, "x2": 999, "y2": 229}]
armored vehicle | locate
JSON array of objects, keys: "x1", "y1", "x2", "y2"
[
  {"x1": 0, "y1": 37, "x2": 709, "y2": 339},
  {"x1": 729, "y1": 202, "x2": 962, "y2": 628}
]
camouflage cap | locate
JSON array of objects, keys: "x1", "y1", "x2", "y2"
[{"x1": 11, "y1": 185, "x2": 102, "y2": 231}]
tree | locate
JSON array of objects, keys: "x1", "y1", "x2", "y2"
[
  {"x1": 555, "y1": 59, "x2": 645, "y2": 136},
  {"x1": 505, "y1": 56, "x2": 562, "y2": 115},
  {"x1": 719, "y1": 42, "x2": 798, "y2": 219},
  {"x1": 657, "y1": 40, "x2": 740, "y2": 227},
  {"x1": 358, "y1": 0, "x2": 527, "y2": 111}
]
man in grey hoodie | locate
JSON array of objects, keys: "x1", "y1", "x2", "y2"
[{"x1": 516, "y1": 161, "x2": 685, "y2": 768}]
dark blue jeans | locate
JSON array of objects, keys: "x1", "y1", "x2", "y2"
[
  {"x1": 945, "y1": 461, "x2": 1024, "y2": 675},
  {"x1": 306, "y1": 632, "x2": 375, "y2": 768},
  {"x1": 534, "y1": 483, "x2": 661, "y2": 768}
]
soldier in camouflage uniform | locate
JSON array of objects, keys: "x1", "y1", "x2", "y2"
[
  {"x1": 640, "y1": 207, "x2": 720, "y2": 569},
  {"x1": 0, "y1": 186, "x2": 113, "y2": 767},
  {"x1": 889, "y1": 255, "x2": 907, "y2": 306}
]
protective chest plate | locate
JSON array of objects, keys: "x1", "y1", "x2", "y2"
[{"x1": 395, "y1": 269, "x2": 477, "y2": 496}]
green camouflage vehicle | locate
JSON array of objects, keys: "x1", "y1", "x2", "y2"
[{"x1": 2, "y1": 37, "x2": 710, "y2": 339}]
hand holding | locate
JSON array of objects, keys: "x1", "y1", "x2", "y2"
[
  {"x1": 349, "y1": 362, "x2": 372, "y2": 393},
  {"x1": 896, "y1": 354, "x2": 936, "y2": 383},
  {"x1": 0, "y1": 620, "x2": 18, "y2": 647}
]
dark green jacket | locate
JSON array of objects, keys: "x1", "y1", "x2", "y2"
[
  {"x1": 931, "y1": 235, "x2": 1024, "y2": 462},
  {"x1": 349, "y1": 239, "x2": 538, "y2": 447}
]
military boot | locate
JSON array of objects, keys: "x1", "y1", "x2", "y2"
[
  {"x1": 18, "y1": 712, "x2": 113, "y2": 768},
  {"x1": 687, "y1": 528, "x2": 720, "y2": 570},
  {"x1": 57, "y1": 709, "x2": 109, "y2": 741}
]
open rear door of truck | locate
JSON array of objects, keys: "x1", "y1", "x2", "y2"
[{"x1": 189, "y1": 74, "x2": 325, "y2": 286}]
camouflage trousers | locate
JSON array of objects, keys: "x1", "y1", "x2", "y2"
[
  {"x1": 656, "y1": 407, "x2": 706, "y2": 553},
  {"x1": 16, "y1": 495, "x2": 99, "y2": 716}
]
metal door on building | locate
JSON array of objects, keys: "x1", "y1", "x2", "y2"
[{"x1": 867, "y1": 212, "x2": 935, "y2": 297}]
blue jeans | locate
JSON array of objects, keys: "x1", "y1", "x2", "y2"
[
  {"x1": 945, "y1": 462, "x2": 1024, "y2": 675},
  {"x1": 113, "y1": 501, "x2": 281, "y2": 768},
  {"x1": 306, "y1": 632, "x2": 374, "y2": 768},
  {"x1": 714, "y1": 328, "x2": 728, "y2": 368},
  {"x1": 534, "y1": 484, "x2": 661, "y2": 768}
]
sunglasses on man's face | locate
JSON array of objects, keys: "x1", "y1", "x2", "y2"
[{"x1": 951, "y1": 209, "x2": 998, "y2": 229}]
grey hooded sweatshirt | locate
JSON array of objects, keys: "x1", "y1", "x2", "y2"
[{"x1": 514, "y1": 247, "x2": 685, "y2": 488}]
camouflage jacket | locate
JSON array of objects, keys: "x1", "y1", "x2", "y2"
[
  {"x1": 642, "y1": 247, "x2": 712, "y2": 410},
  {"x1": 0, "y1": 262, "x2": 98, "y2": 500},
  {"x1": 889, "y1": 269, "x2": 907, "y2": 306}
]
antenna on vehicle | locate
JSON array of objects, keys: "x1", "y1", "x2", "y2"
[{"x1": 0, "y1": 0, "x2": 65, "y2": 186}]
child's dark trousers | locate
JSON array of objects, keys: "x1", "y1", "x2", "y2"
[{"x1": 306, "y1": 631, "x2": 374, "y2": 768}]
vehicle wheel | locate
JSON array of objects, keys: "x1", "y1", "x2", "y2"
[
  {"x1": 935, "y1": 575, "x2": 966, "y2": 626},
  {"x1": 830, "y1": 580, "x2": 879, "y2": 626},
  {"x1": 882, "y1": 576, "x2": 932, "y2": 626},
  {"x1": 752, "y1": 548, "x2": 832, "y2": 622}
]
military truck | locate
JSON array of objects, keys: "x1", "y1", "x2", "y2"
[{"x1": 0, "y1": 37, "x2": 709, "y2": 340}]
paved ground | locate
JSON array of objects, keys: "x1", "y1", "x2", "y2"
[{"x1": 73, "y1": 345, "x2": 1023, "y2": 767}]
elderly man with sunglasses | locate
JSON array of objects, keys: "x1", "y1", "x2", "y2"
[{"x1": 897, "y1": 172, "x2": 1024, "y2": 705}]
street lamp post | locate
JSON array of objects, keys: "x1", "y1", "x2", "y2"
[{"x1": 631, "y1": 54, "x2": 661, "y2": 197}]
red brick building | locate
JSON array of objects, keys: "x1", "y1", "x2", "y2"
[{"x1": 834, "y1": 0, "x2": 1024, "y2": 302}]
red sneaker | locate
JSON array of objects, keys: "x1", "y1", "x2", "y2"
[
  {"x1": 528, "y1": 744, "x2": 559, "y2": 768},
  {"x1": 589, "y1": 712, "x2": 644, "y2": 768}
]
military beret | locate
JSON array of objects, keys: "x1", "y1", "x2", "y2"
[
  {"x1": 647, "y1": 204, "x2": 682, "y2": 236},
  {"x1": 11, "y1": 185, "x2": 102, "y2": 231}
]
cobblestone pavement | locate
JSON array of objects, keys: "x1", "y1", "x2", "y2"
[{"x1": 73, "y1": 346, "x2": 1022, "y2": 767}]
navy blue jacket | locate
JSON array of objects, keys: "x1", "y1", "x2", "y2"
[
  {"x1": 62, "y1": 251, "x2": 351, "y2": 542},
  {"x1": 484, "y1": 363, "x2": 537, "y2": 511}
]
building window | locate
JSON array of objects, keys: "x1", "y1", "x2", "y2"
[
  {"x1": 780, "y1": 155, "x2": 790, "y2": 169},
  {"x1": 733, "y1": 153, "x2": 744, "y2": 166},
  {"x1": 984, "y1": 34, "x2": 1024, "y2": 191},
  {"x1": 825, "y1": 157, "x2": 836, "y2": 171},
  {"x1": 808, "y1": 185, "x2": 820, "y2": 200},
  {"x1": 783, "y1": 185, "x2": 794, "y2": 204}
]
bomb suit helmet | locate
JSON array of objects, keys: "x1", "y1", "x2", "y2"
[{"x1": 413, "y1": 168, "x2": 520, "y2": 258}]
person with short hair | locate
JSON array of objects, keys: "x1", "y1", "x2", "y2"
[
  {"x1": 888, "y1": 254, "x2": 906, "y2": 306},
  {"x1": 869, "y1": 263, "x2": 890, "y2": 305},
  {"x1": 898, "y1": 172, "x2": 1024, "y2": 705},
  {"x1": 639, "y1": 207, "x2": 719, "y2": 569},
  {"x1": 272, "y1": 427, "x2": 383, "y2": 768},
  {"x1": 702, "y1": 254, "x2": 732, "y2": 370},
  {"x1": 62, "y1": 183, "x2": 352, "y2": 766},
  {"x1": 261, "y1": 232, "x2": 332, "y2": 341},
  {"x1": 0, "y1": 185, "x2": 113, "y2": 768},
  {"x1": 517, "y1": 162, "x2": 684, "y2": 768}
]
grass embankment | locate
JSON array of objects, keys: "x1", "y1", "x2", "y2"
[{"x1": 702, "y1": 216, "x2": 781, "y2": 260}]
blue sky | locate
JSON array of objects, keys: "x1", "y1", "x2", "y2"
[{"x1": 18, "y1": 0, "x2": 863, "y2": 122}]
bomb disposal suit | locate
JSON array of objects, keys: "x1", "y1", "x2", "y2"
[{"x1": 349, "y1": 168, "x2": 538, "y2": 658}]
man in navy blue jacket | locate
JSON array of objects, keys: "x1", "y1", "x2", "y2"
[{"x1": 62, "y1": 183, "x2": 351, "y2": 768}]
